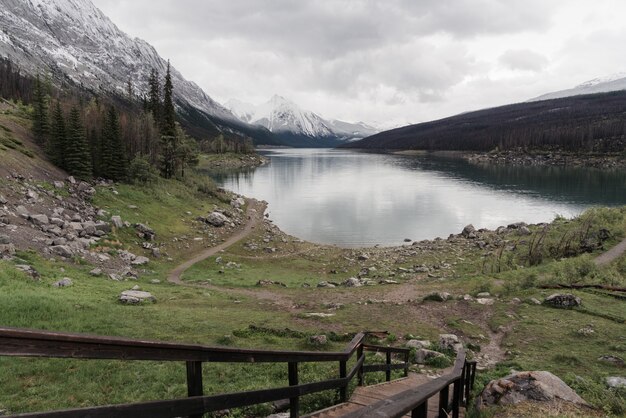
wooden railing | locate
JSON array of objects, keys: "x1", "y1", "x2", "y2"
[
  {"x1": 0, "y1": 327, "x2": 412, "y2": 418},
  {"x1": 342, "y1": 349, "x2": 477, "y2": 418}
]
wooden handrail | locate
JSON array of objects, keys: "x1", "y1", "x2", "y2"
[{"x1": 0, "y1": 327, "x2": 417, "y2": 418}]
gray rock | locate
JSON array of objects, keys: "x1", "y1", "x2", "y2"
[
  {"x1": 0, "y1": 234, "x2": 10, "y2": 245},
  {"x1": 476, "y1": 298, "x2": 495, "y2": 306},
  {"x1": 476, "y1": 292, "x2": 491, "y2": 298},
  {"x1": 231, "y1": 197, "x2": 245, "y2": 208},
  {"x1": 151, "y1": 247, "x2": 161, "y2": 258},
  {"x1": 406, "y1": 340, "x2": 431, "y2": 350},
  {"x1": 528, "y1": 297, "x2": 542, "y2": 305},
  {"x1": 49, "y1": 217, "x2": 65, "y2": 227},
  {"x1": 81, "y1": 221, "x2": 97, "y2": 236},
  {"x1": 119, "y1": 290, "x2": 156, "y2": 304},
  {"x1": 89, "y1": 268, "x2": 103, "y2": 276},
  {"x1": 598, "y1": 355, "x2": 625, "y2": 367},
  {"x1": 309, "y1": 335, "x2": 328, "y2": 347},
  {"x1": 109, "y1": 273, "x2": 122, "y2": 281},
  {"x1": 94, "y1": 221, "x2": 111, "y2": 233},
  {"x1": 0, "y1": 194, "x2": 7, "y2": 204},
  {"x1": 52, "y1": 277, "x2": 73, "y2": 287},
  {"x1": 205, "y1": 212, "x2": 229, "y2": 227},
  {"x1": 15, "y1": 205, "x2": 29, "y2": 218},
  {"x1": 26, "y1": 189, "x2": 39, "y2": 200},
  {"x1": 30, "y1": 214, "x2": 49, "y2": 226},
  {"x1": 135, "y1": 223, "x2": 156, "y2": 240},
  {"x1": 414, "y1": 348, "x2": 445, "y2": 364},
  {"x1": 111, "y1": 215, "x2": 123, "y2": 228},
  {"x1": 343, "y1": 277, "x2": 362, "y2": 287},
  {"x1": 462, "y1": 224, "x2": 476, "y2": 238},
  {"x1": 50, "y1": 245, "x2": 73, "y2": 258},
  {"x1": 15, "y1": 264, "x2": 39, "y2": 279},
  {"x1": 0, "y1": 244, "x2": 16, "y2": 256},
  {"x1": 67, "y1": 176, "x2": 76, "y2": 184},
  {"x1": 53, "y1": 181, "x2": 64, "y2": 189},
  {"x1": 518, "y1": 225, "x2": 532, "y2": 235},
  {"x1": 477, "y1": 371, "x2": 588, "y2": 409},
  {"x1": 150, "y1": 279, "x2": 161, "y2": 284},
  {"x1": 439, "y1": 334, "x2": 463, "y2": 353},
  {"x1": 131, "y1": 256, "x2": 150, "y2": 266},
  {"x1": 317, "y1": 281, "x2": 336, "y2": 288},
  {"x1": 606, "y1": 377, "x2": 626, "y2": 389},
  {"x1": 357, "y1": 253, "x2": 369, "y2": 261},
  {"x1": 423, "y1": 292, "x2": 451, "y2": 302},
  {"x1": 118, "y1": 250, "x2": 137, "y2": 263},
  {"x1": 543, "y1": 293, "x2": 581, "y2": 308}
]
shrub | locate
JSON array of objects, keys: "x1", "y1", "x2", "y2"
[{"x1": 128, "y1": 155, "x2": 159, "y2": 184}]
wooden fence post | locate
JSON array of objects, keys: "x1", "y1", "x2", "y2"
[
  {"x1": 411, "y1": 399, "x2": 428, "y2": 418},
  {"x1": 339, "y1": 360, "x2": 347, "y2": 402},
  {"x1": 186, "y1": 361, "x2": 203, "y2": 418},
  {"x1": 452, "y1": 378, "x2": 461, "y2": 418},
  {"x1": 438, "y1": 384, "x2": 449, "y2": 418},
  {"x1": 289, "y1": 362, "x2": 299, "y2": 418},
  {"x1": 357, "y1": 345, "x2": 364, "y2": 386},
  {"x1": 385, "y1": 351, "x2": 391, "y2": 382}
]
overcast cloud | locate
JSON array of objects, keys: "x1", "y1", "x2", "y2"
[{"x1": 91, "y1": 0, "x2": 626, "y2": 128}]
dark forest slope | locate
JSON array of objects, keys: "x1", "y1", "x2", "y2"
[{"x1": 341, "y1": 91, "x2": 626, "y2": 153}]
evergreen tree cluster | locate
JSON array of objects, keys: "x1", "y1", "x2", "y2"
[{"x1": 17, "y1": 59, "x2": 201, "y2": 182}]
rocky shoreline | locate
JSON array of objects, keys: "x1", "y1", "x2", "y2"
[
  {"x1": 198, "y1": 153, "x2": 269, "y2": 171},
  {"x1": 465, "y1": 149, "x2": 626, "y2": 169}
]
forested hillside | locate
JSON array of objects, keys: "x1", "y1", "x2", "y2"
[{"x1": 342, "y1": 91, "x2": 626, "y2": 153}]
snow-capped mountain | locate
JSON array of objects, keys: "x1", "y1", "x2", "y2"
[
  {"x1": 226, "y1": 95, "x2": 378, "y2": 141},
  {"x1": 530, "y1": 73, "x2": 626, "y2": 101},
  {"x1": 0, "y1": 0, "x2": 237, "y2": 122}
]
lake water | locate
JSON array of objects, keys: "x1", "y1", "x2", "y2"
[{"x1": 210, "y1": 149, "x2": 626, "y2": 247}]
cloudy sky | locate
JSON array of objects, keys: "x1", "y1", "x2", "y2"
[{"x1": 91, "y1": 0, "x2": 626, "y2": 128}]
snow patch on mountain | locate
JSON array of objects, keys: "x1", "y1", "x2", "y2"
[
  {"x1": 530, "y1": 72, "x2": 626, "y2": 101},
  {"x1": 227, "y1": 95, "x2": 378, "y2": 140},
  {"x1": 0, "y1": 0, "x2": 237, "y2": 122}
]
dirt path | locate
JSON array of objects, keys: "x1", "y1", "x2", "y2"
[
  {"x1": 167, "y1": 199, "x2": 267, "y2": 285},
  {"x1": 594, "y1": 235, "x2": 626, "y2": 266}
]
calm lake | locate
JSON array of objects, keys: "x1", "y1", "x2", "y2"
[{"x1": 210, "y1": 149, "x2": 626, "y2": 247}]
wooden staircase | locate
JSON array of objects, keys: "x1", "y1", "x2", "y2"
[{"x1": 306, "y1": 372, "x2": 465, "y2": 418}]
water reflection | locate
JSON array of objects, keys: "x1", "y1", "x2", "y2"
[{"x1": 207, "y1": 149, "x2": 626, "y2": 247}]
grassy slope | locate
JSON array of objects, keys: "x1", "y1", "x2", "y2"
[{"x1": 0, "y1": 101, "x2": 624, "y2": 416}]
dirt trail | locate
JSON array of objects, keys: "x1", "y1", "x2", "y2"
[
  {"x1": 168, "y1": 199, "x2": 266, "y2": 285},
  {"x1": 594, "y1": 235, "x2": 626, "y2": 266}
]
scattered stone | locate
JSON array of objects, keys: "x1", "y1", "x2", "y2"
[
  {"x1": 89, "y1": 268, "x2": 103, "y2": 276},
  {"x1": 439, "y1": 334, "x2": 463, "y2": 353},
  {"x1": 151, "y1": 247, "x2": 161, "y2": 258},
  {"x1": 150, "y1": 279, "x2": 161, "y2": 284},
  {"x1": 67, "y1": 176, "x2": 76, "y2": 184},
  {"x1": 543, "y1": 294, "x2": 581, "y2": 309},
  {"x1": 15, "y1": 205, "x2": 29, "y2": 218},
  {"x1": 15, "y1": 264, "x2": 39, "y2": 279},
  {"x1": 379, "y1": 279, "x2": 399, "y2": 285},
  {"x1": 52, "y1": 278, "x2": 73, "y2": 287},
  {"x1": 317, "y1": 281, "x2": 336, "y2": 288},
  {"x1": 528, "y1": 297, "x2": 541, "y2": 305},
  {"x1": 119, "y1": 290, "x2": 156, "y2": 304},
  {"x1": 406, "y1": 340, "x2": 431, "y2": 350},
  {"x1": 414, "y1": 348, "x2": 445, "y2": 364},
  {"x1": 205, "y1": 212, "x2": 229, "y2": 227},
  {"x1": 109, "y1": 273, "x2": 122, "y2": 281},
  {"x1": 577, "y1": 326, "x2": 595, "y2": 337},
  {"x1": 423, "y1": 292, "x2": 452, "y2": 302},
  {"x1": 462, "y1": 224, "x2": 477, "y2": 239},
  {"x1": 131, "y1": 256, "x2": 150, "y2": 266},
  {"x1": 131, "y1": 285, "x2": 141, "y2": 291},
  {"x1": 111, "y1": 216, "x2": 123, "y2": 228},
  {"x1": 0, "y1": 194, "x2": 7, "y2": 204},
  {"x1": 53, "y1": 181, "x2": 64, "y2": 189},
  {"x1": 476, "y1": 298, "x2": 495, "y2": 306},
  {"x1": 30, "y1": 214, "x2": 49, "y2": 226},
  {"x1": 404, "y1": 238, "x2": 412, "y2": 242},
  {"x1": 518, "y1": 225, "x2": 532, "y2": 235},
  {"x1": 357, "y1": 253, "x2": 369, "y2": 261},
  {"x1": 309, "y1": 335, "x2": 328, "y2": 347},
  {"x1": 343, "y1": 277, "x2": 362, "y2": 287},
  {"x1": 50, "y1": 245, "x2": 73, "y2": 258},
  {"x1": 231, "y1": 197, "x2": 245, "y2": 208},
  {"x1": 26, "y1": 189, "x2": 39, "y2": 200},
  {"x1": 598, "y1": 355, "x2": 625, "y2": 367},
  {"x1": 94, "y1": 221, "x2": 111, "y2": 233},
  {"x1": 476, "y1": 292, "x2": 491, "y2": 298},
  {"x1": 128, "y1": 205, "x2": 138, "y2": 210},
  {"x1": 303, "y1": 313, "x2": 335, "y2": 318},
  {"x1": 0, "y1": 243, "x2": 16, "y2": 256},
  {"x1": 135, "y1": 223, "x2": 156, "y2": 240},
  {"x1": 477, "y1": 371, "x2": 588, "y2": 409},
  {"x1": 606, "y1": 377, "x2": 626, "y2": 389},
  {"x1": 0, "y1": 234, "x2": 9, "y2": 245}
]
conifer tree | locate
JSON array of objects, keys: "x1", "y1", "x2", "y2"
[
  {"x1": 47, "y1": 101, "x2": 66, "y2": 169},
  {"x1": 65, "y1": 107, "x2": 92, "y2": 179},
  {"x1": 32, "y1": 75, "x2": 49, "y2": 144},
  {"x1": 147, "y1": 68, "x2": 161, "y2": 120},
  {"x1": 159, "y1": 61, "x2": 178, "y2": 178},
  {"x1": 100, "y1": 106, "x2": 126, "y2": 181}
]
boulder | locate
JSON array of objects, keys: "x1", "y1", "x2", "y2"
[
  {"x1": 518, "y1": 225, "x2": 532, "y2": 235},
  {"x1": 52, "y1": 278, "x2": 73, "y2": 287},
  {"x1": 476, "y1": 292, "x2": 491, "y2": 298},
  {"x1": 598, "y1": 355, "x2": 625, "y2": 367},
  {"x1": 477, "y1": 371, "x2": 588, "y2": 409},
  {"x1": 67, "y1": 176, "x2": 76, "y2": 184},
  {"x1": 439, "y1": 334, "x2": 463, "y2": 353},
  {"x1": 205, "y1": 212, "x2": 229, "y2": 227},
  {"x1": 309, "y1": 335, "x2": 328, "y2": 347},
  {"x1": 477, "y1": 298, "x2": 495, "y2": 306},
  {"x1": 135, "y1": 223, "x2": 156, "y2": 240},
  {"x1": 50, "y1": 245, "x2": 73, "y2": 258},
  {"x1": 30, "y1": 214, "x2": 49, "y2": 226},
  {"x1": 15, "y1": 205, "x2": 29, "y2": 218},
  {"x1": 406, "y1": 340, "x2": 431, "y2": 350},
  {"x1": 81, "y1": 221, "x2": 97, "y2": 236},
  {"x1": 462, "y1": 224, "x2": 476, "y2": 238},
  {"x1": 543, "y1": 294, "x2": 581, "y2": 308},
  {"x1": 414, "y1": 348, "x2": 445, "y2": 364},
  {"x1": 111, "y1": 216, "x2": 124, "y2": 228},
  {"x1": 53, "y1": 181, "x2": 64, "y2": 189},
  {"x1": 231, "y1": 197, "x2": 245, "y2": 209},
  {"x1": 94, "y1": 221, "x2": 111, "y2": 233},
  {"x1": 0, "y1": 234, "x2": 9, "y2": 245},
  {"x1": 0, "y1": 194, "x2": 7, "y2": 204},
  {"x1": 89, "y1": 268, "x2": 103, "y2": 276},
  {"x1": 119, "y1": 290, "x2": 156, "y2": 304},
  {"x1": 606, "y1": 377, "x2": 626, "y2": 389},
  {"x1": 131, "y1": 256, "x2": 150, "y2": 266},
  {"x1": 317, "y1": 281, "x2": 336, "y2": 288},
  {"x1": 423, "y1": 292, "x2": 451, "y2": 302},
  {"x1": 343, "y1": 277, "x2": 362, "y2": 287}
]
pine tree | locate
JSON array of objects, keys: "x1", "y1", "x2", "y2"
[
  {"x1": 147, "y1": 68, "x2": 161, "y2": 120},
  {"x1": 100, "y1": 106, "x2": 126, "y2": 181},
  {"x1": 32, "y1": 75, "x2": 49, "y2": 144},
  {"x1": 47, "y1": 101, "x2": 66, "y2": 169},
  {"x1": 159, "y1": 61, "x2": 178, "y2": 178},
  {"x1": 174, "y1": 124, "x2": 199, "y2": 178},
  {"x1": 65, "y1": 107, "x2": 92, "y2": 179}
]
